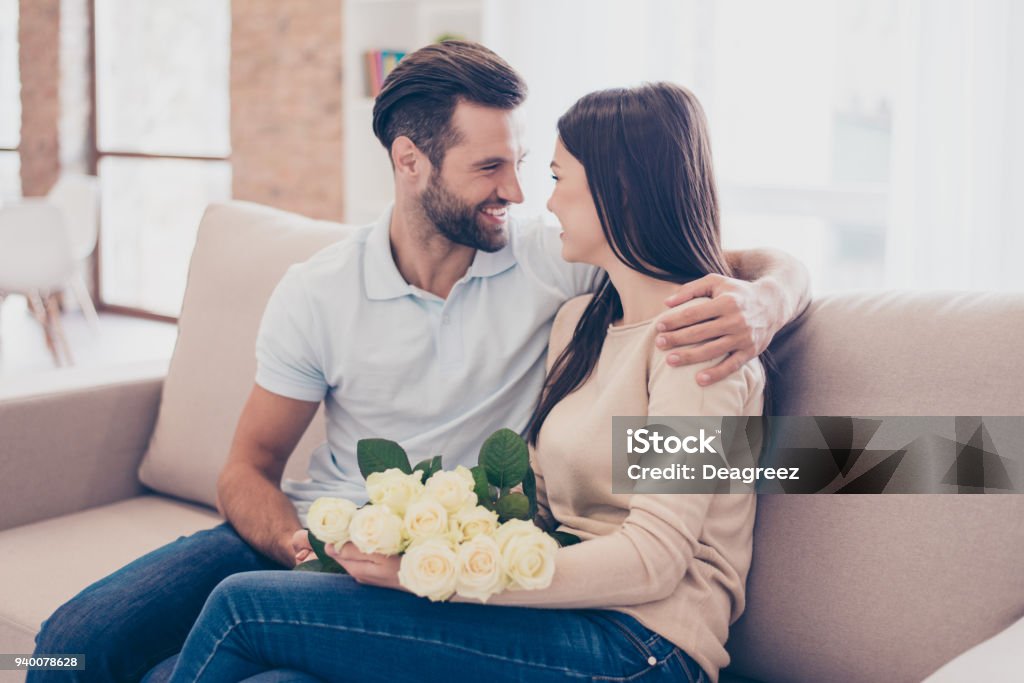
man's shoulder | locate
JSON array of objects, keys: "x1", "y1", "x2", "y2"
[
  {"x1": 506, "y1": 214, "x2": 573, "y2": 280},
  {"x1": 284, "y1": 223, "x2": 374, "y2": 285},
  {"x1": 507, "y1": 215, "x2": 600, "y2": 299},
  {"x1": 508, "y1": 214, "x2": 559, "y2": 257}
]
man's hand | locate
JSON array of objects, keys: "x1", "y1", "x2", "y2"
[
  {"x1": 655, "y1": 273, "x2": 779, "y2": 385},
  {"x1": 291, "y1": 528, "x2": 314, "y2": 567},
  {"x1": 326, "y1": 542, "x2": 404, "y2": 590}
]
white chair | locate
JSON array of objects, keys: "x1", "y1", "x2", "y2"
[
  {"x1": 46, "y1": 174, "x2": 101, "y2": 328},
  {"x1": 0, "y1": 200, "x2": 77, "y2": 366}
]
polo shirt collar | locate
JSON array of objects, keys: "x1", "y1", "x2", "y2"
[
  {"x1": 363, "y1": 207, "x2": 411, "y2": 301},
  {"x1": 363, "y1": 205, "x2": 517, "y2": 301}
]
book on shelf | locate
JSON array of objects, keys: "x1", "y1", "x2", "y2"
[{"x1": 364, "y1": 49, "x2": 407, "y2": 97}]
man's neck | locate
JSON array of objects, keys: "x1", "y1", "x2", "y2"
[{"x1": 388, "y1": 199, "x2": 476, "y2": 300}]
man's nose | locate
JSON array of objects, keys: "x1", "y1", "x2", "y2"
[{"x1": 498, "y1": 167, "x2": 525, "y2": 205}]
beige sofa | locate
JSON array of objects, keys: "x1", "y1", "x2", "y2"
[{"x1": 0, "y1": 201, "x2": 1021, "y2": 683}]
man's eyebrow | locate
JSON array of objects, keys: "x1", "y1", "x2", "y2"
[
  {"x1": 473, "y1": 156, "x2": 509, "y2": 167},
  {"x1": 473, "y1": 150, "x2": 529, "y2": 168}
]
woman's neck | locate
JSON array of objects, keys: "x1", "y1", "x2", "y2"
[{"x1": 603, "y1": 261, "x2": 683, "y2": 326}]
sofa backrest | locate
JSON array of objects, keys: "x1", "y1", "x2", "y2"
[
  {"x1": 138, "y1": 201, "x2": 355, "y2": 507},
  {"x1": 725, "y1": 291, "x2": 1024, "y2": 683}
]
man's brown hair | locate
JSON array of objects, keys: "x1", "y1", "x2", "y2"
[{"x1": 372, "y1": 40, "x2": 527, "y2": 168}]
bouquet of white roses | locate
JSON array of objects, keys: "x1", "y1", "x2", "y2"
[{"x1": 295, "y1": 428, "x2": 579, "y2": 602}]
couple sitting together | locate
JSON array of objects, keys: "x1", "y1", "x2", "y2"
[{"x1": 32, "y1": 41, "x2": 809, "y2": 683}]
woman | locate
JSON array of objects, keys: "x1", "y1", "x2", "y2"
[{"x1": 167, "y1": 83, "x2": 764, "y2": 683}]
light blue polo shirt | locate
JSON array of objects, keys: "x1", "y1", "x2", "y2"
[{"x1": 254, "y1": 207, "x2": 598, "y2": 524}]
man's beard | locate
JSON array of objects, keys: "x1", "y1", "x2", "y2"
[{"x1": 419, "y1": 171, "x2": 508, "y2": 253}]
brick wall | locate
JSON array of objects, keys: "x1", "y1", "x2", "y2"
[
  {"x1": 230, "y1": 0, "x2": 345, "y2": 221},
  {"x1": 18, "y1": 0, "x2": 61, "y2": 197},
  {"x1": 16, "y1": 1, "x2": 345, "y2": 217}
]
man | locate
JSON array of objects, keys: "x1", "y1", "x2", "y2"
[{"x1": 31, "y1": 41, "x2": 809, "y2": 682}]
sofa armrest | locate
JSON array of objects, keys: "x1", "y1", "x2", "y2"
[
  {"x1": 0, "y1": 361, "x2": 168, "y2": 531},
  {"x1": 922, "y1": 613, "x2": 1024, "y2": 681}
]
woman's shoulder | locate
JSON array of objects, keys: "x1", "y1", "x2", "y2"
[
  {"x1": 646, "y1": 296, "x2": 766, "y2": 412},
  {"x1": 550, "y1": 294, "x2": 594, "y2": 337},
  {"x1": 544, "y1": 295, "x2": 594, "y2": 368},
  {"x1": 555, "y1": 293, "x2": 594, "y2": 322}
]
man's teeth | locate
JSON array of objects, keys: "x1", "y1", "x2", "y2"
[{"x1": 481, "y1": 207, "x2": 507, "y2": 216}]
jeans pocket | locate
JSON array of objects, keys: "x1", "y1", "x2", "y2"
[
  {"x1": 601, "y1": 613, "x2": 658, "y2": 659},
  {"x1": 671, "y1": 648, "x2": 708, "y2": 683},
  {"x1": 590, "y1": 612, "x2": 681, "y2": 682}
]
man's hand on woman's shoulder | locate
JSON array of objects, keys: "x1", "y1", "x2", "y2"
[{"x1": 654, "y1": 273, "x2": 779, "y2": 386}]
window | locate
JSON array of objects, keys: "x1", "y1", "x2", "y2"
[
  {"x1": 706, "y1": 0, "x2": 896, "y2": 292},
  {"x1": 93, "y1": 0, "x2": 231, "y2": 318},
  {"x1": 0, "y1": 0, "x2": 20, "y2": 201},
  {"x1": 489, "y1": 0, "x2": 900, "y2": 293}
]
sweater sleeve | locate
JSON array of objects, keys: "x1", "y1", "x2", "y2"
[{"x1": 472, "y1": 348, "x2": 760, "y2": 610}]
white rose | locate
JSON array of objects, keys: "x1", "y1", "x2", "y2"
[
  {"x1": 493, "y1": 518, "x2": 538, "y2": 550},
  {"x1": 306, "y1": 497, "x2": 358, "y2": 545},
  {"x1": 365, "y1": 468, "x2": 425, "y2": 517},
  {"x1": 398, "y1": 537, "x2": 458, "y2": 602},
  {"x1": 454, "y1": 534, "x2": 507, "y2": 602},
  {"x1": 347, "y1": 504, "x2": 405, "y2": 556},
  {"x1": 451, "y1": 505, "x2": 500, "y2": 542},
  {"x1": 402, "y1": 495, "x2": 450, "y2": 542},
  {"x1": 423, "y1": 466, "x2": 478, "y2": 514},
  {"x1": 495, "y1": 519, "x2": 558, "y2": 591}
]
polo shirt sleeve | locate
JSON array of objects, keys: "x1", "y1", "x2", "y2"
[
  {"x1": 254, "y1": 267, "x2": 329, "y2": 402},
  {"x1": 519, "y1": 217, "x2": 601, "y2": 298}
]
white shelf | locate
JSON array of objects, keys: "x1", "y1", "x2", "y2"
[{"x1": 341, "y1": 0, "x2": 483, "y2": 225}]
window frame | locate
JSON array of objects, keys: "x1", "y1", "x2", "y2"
[
  {"x1": 1, "y1": 0, "x2": 19, "y2": 195},
  {"x1": 87, "y1": 0, "x2": 231, "y2": 323}
]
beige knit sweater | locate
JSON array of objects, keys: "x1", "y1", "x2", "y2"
[{"x1": 482, "y1": 294, "x2": 765, "y2": 682}]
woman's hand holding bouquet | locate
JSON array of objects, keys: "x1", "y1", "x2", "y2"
[{"x1": 295, "y1": 429, "x2": 578, "y2": 602}]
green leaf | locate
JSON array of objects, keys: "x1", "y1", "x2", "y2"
[
  {"x1": 413, "y1": 455, "x2": 443, "y2": 482},
  {"x1": 357, "y1": 438, "x2": 412, "y2": 478},
  {"x1": 496, "y1": 492, "x2": 531, "y2": 522},
  {"x1": 523, "y1": 467, "x2": 538, "y2": 519},
  {"x1": 479, "y1": 428, "x2": 529, "y2": 489},
  {"x1": 469, "y1": 466, "x2": 493, "y2": 508},
  {"x1": 294, "y1": 558, "x2": 335, "y2": 572},
  {"x1": 307, "y1": 529, "x2": 347, "y2": 573},
  {"x1": 549, "y1": 530, "x2": 581, "y2": 547}
]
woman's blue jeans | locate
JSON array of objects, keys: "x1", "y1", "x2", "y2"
[{"x1": 165, "y1": 571, "x2": 708, "y2": 683}]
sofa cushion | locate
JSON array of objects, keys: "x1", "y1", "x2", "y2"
[
  {"x1": 723, "y1": 290, "x2": 1024, "y2": 683},
  {"x1": 138, "y1": 201, "x2": 355, "y2": 508},
  {"x1": 0, "y1": 496, "x2": 220, "y2": 656}
]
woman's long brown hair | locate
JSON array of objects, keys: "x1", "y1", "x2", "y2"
[{"x1": 527, "y1": 82, "x2": 758, "y2": 445}]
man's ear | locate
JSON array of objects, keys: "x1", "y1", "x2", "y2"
[{"x1": 391, "y1": 136, "x2": 430, "y2": 179}]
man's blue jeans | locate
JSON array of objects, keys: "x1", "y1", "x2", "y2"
[
  {"x1": 29, "y1": 522, "x2": 284, "y2": 683},
  {"x1": 165, "y1": 570, "x2": 708, "y2": 682}
]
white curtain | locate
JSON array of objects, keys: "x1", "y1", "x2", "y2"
[{"x1": 886, "y1": 0, "x2": 1024, "y2": 290}]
